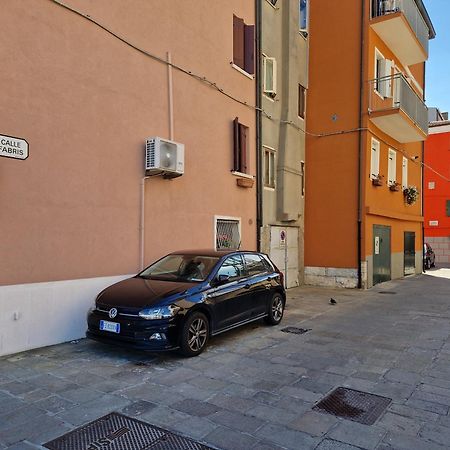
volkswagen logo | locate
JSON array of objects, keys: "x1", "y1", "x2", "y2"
[{"x1": 109, "y1": 308, "x2": 118, "y2": 319}]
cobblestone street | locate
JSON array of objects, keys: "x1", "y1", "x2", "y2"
[{"x1": 1, "y1": 267, "x2": 450, "y2": 449}]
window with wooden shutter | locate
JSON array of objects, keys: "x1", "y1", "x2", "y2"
[
  {"x1": 298, "y1": 84, "x2": 306, "y2": 118},
  {"x1": 233, "y1": 15, "x2": 244, "y2": 70},
  {"x1": 402, "y1": 156, "x2": 408, "y2": 188},
  {"x1": 233, "y1": 15, "x2": 254, "y2": 75},
  {"x1": 370, "y1": 138, "x2": 380, "y2": 179},
  {"x1": 388, "y1": 149, "x2": 396, "y2": 184},
  {"x1": 233, "y1": 118, "x2": 249, "y2": 174},
  {"x1": 263, "y1": 55, "x2": 277, "y2": 96}
]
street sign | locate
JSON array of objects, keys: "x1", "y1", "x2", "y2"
[{"x1": 0, "y1": 134, "x2": 29, "y2": 160}]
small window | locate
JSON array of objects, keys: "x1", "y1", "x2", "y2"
[
  {"x1": 300, "y1": 161, "x2": 305, "y2": 197},
  {"x1": 233, "y1": 15, "x2": 255, "y2": 75},
  {"x1": 298, "y1": 84, "x2": 306, "y2": 119},
  {"x1": 299, "y1": 0, "x2": 308, "y2": 32},
  {"x1": 233, "y1": 118, "x2": 249, "y2": 174},
  {"x1": 217, "y1": 255, "x2": 245, "y2": 281},
  {"x1": 263, "y1": 55, "x2": 277, "y2": 97},
  {"x1": 243, "y1": 254, "x2": 269, "y2": 277},
  {"x1": 264, "y1": 147, "x2": 275, "y2": 188},
  {"x1": 216, "y1": 217, "x2": 241, "y2": 250},
  {"x1": 446, "y1": 200, "x2": 450, "y2": 217},
  {"x1": 370, "y1": 138, "x2": 380, "y2": 179},
  {"x1": 402, "y1": 156, "x2": 408, "y2": 188},
  {"x1": 388, "y1": 149, "x2": 396, "y2": 184},
  {"x1": 374, "y1": 49, "x2": 392, "y2": 97}
]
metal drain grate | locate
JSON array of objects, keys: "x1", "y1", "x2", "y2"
[
  {"x1": 378, "y1": 291, "x2": 397, "y2": 295},
  {"x1": 43, "y1": 412, "x2": 213, "y2": 450},
  {"x1": 281, "y1": 327, "x2": 311, "y2": 335},
  {"x1": 313, "y1": 387, "x2": 391, "y2": 425}
]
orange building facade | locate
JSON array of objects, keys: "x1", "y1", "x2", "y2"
[
  {"x1": 424, "y1": 121, "x2": 450, "y2": 263},
  {"x1": 0, "y1": 1, "x2": 256, "y2": 356},
  {"x1": 305, "y1": 0, "x2": 434, "y2": 288}
]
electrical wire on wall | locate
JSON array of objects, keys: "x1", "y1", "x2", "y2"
[{"x1": 49, "y1": 0, "x2": 450, "y2": 183}]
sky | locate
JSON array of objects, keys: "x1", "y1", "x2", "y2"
[{"x1": 425, "y1": 0, "x2": 450, "y2": 113}]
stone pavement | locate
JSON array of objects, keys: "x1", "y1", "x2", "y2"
[{"x1": 1, "y1": 267, "x2": 450, "y2": 450}]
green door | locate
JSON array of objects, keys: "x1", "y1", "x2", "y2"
[
  {"x1": 373, "y1": 225, "x2": 391, "y2": 285},
  {"x1": 404, "y1": 232, "x2": 415, "y2": 275}
]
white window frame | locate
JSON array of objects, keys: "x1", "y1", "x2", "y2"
[
  {"x1": 263, "y1": 145, "x2": 276, "y2": 189},
  {"x1": 370, "y1": 138, "x2": 380, "y2": 179},
  {"x1": 263, "y1": 55, "x2": 277, "y2": 97},
  {"x1": 374, "y1": 48, "x2": 392, "y2": 98},
  {"x1": 388, "y1": 149, "x2": 397, "y2": 184},
  {"x1": 402, "y1": 156, "x2": 408, "y2": 189},
  {"x1": 214, "y1": 215, "x2": 241, "y2": 251},
  {"x1": 299, "y1": 0, "x2": 308, "y2": 33}
]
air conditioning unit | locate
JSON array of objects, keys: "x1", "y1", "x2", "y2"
[{"x1": 145, "y1": 137, "x2": 184, "y2": 178}]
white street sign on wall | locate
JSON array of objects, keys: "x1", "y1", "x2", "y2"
[{"x1": 0, "y1": 134, "x2": 29, "y2": 160}]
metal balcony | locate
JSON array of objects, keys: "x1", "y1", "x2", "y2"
[
  {"x1": 370, "y1": 0, "x2": 429, "y2": 65},
  {"x1": 368, "y1": 73, "x2": 428, "y2": 143}
]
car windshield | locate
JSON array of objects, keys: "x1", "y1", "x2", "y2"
[{"x1": 138, "y1": 254, "x2": 220, "y2": 282}]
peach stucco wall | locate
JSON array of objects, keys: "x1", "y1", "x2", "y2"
[{"x1": 1, "y1": 1, "x2": 256, "y2": 286}]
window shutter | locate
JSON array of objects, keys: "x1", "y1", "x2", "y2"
[
  {"x1": 402, "y1": 156, "x2": 408, "y2": 188},
  {"x1": 446, "y1": 200, "x2": 450, "y2": 217},
  {"x1": 239, "y1": 123, "x2": 247, "y2": 173},
  {"x1": 388, "y1": 149, "x2": 396, "y2": 183},
  {"x1": 370, "y1": 139, "x2": 380, "y2": 179},
  {"x1": 233, "y1": 117, "x2": 240, "y2": 172},
  {"x1": 233, "y1": 16, "x2": 244, "y2": 69},
  {"x1": 244, "y1": 25, "x2": 255, "y2": 75}
]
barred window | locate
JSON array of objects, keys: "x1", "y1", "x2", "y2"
[{"x1": 215, "y1": 218, "x2": 241, "y2": 251}]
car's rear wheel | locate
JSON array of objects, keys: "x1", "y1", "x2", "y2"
[
  {"x1": 179, "y1": 312, "x2": 209, "y2": 357},
  {"x1": 265, "y1": 293, "x2": 284, "y2": 325},
  {"x1": 424, "y1": 258, "x2": 431, "y2": 270}
]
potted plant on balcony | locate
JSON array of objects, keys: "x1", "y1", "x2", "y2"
[
  {"x1": 371, "y1": 174, "x2": 384, "y2": 186},
  {"x1": 389, "y1": 181, "x2": 401, "y2": 192},
  {"x1": 403, "y1": 185, "x2": 419, "y2": 205}
]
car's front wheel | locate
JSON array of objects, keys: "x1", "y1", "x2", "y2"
[
  {"x1": 265, "y1": 293, "x2": 285, "y2": 325},
  {"x1": 179, "y1": 312, "x2": 209, "y2": 357}
]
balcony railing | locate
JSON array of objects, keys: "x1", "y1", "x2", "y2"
[
  {"x1": 371, "y1": 0, "x2": 429, "y2": 55},
  {"x1": 369, "y1": 73, "x2": 428, "y2": 138}
]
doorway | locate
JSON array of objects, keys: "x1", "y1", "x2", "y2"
[{"x1": 373, "y1": 225, "x2": 391, "y2": 285}]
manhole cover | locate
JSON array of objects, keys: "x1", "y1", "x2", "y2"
[
  {"x1": 378, "y1": 291, "x2": 396, "y2": 295},
  {"x1": 313, "y1": 387, "x2": 391, "y2": 425},
  {"x1": 44, "y1": 412, "x2": 213, "y2": 450},
  {"x1": 281, "y1": 327, "x2": 311, "y2": 335}
]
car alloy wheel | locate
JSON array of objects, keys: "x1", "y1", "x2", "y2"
[
  {"x1": 180, "y1": 312, "x2": 209, "y2": 357},
  {"x1": 265, "y1": 293, "x2": 284, "y2": 325}
]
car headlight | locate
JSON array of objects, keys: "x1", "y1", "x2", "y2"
[{"x1": 139, "y1": 305, "x2": 181, "y2": 320}]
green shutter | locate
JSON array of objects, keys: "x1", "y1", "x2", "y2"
[{"x1": 446, "y1": 200, "x2": 450, "y2": 217}]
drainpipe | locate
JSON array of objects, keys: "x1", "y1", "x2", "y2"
[
  {"x1": 357, "y1": 0, "x2": 367, "y2": 288},
  {"x1": 421, "y1": 61, "x2": 426, "y2": 271},
  {"x1": 255, "y1": 0, "x2": 263, "y2": 252}
]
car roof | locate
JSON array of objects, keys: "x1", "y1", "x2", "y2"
[{"x1": 168, "y1": 249, "x2": 262, "y2": 258}]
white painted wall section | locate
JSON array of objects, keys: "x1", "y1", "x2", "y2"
[{"x1": 0, "y1": 274, "x2": 131, "y2": 357}]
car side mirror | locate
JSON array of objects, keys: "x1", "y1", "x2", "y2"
[{"x1": 214, "y1": 274, "x2": 230, "y2": 285}]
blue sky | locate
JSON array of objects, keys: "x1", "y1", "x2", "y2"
[{"x1": 425, "y1": 0, "x2": 450, "y2": 113}]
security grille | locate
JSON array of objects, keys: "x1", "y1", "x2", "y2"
[
  {"x1": 146, "y1": 139, "x2": 156, "y2": 168},
  {"x1": 216, "y1": 218, "x2": 240, "y2": 250}
]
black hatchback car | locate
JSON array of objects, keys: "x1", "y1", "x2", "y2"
[{"x1": 87, "y1": 250, "x2": 286, "y2": 356}]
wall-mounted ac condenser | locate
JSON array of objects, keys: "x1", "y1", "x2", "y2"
[{"x1": 145, "y1": 137, "x2": 184, "y2": 178}]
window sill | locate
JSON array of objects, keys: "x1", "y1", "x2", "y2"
[
  {"x1": 263, "y1": 93, "x2": 276, "y2": 102},
  {"x1": 231, "y1": 171, "x2": 254, "y2": 179},
  {"x1": 231, "y1": 63, "x2": 254, "y2": 80}
]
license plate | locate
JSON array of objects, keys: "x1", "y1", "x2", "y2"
[{"x1": 100, "y1": 320, "x2": 120, "y2": 334}]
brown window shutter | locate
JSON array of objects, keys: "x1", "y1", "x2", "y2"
[
  {"x1": 233, "y1": 15, "x2": 244, "y2": 70},
  {"x1": 244, "y1": 25, "x2": 255, "y2": 75},
  {"x1": 239, "y1": 124, "x2": 248, "y2": 173},
  {"x1": 233, "y1": 117, "x2": 240, "y2": 171}
]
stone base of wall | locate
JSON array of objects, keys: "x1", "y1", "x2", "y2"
[
  {"x1": 304, "y1": 266, "x2": 359, "y2": 288},
  {"x1": 426, "y1": 236, "x2": 450, "y2": 264}
]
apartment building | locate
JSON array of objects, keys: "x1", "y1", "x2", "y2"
[
  {"x1": 0, "y1": 0, "x2": 256, "y2": 355},
  {"x1": 424, "y1": 115, "x2": 450, "y2": 263},
  {"x1": 305, "y1": 0, "x2": 435, "y2": 288},
  {"x1": 258, "y1": 0, "x2": 308, "y2": 288}
]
